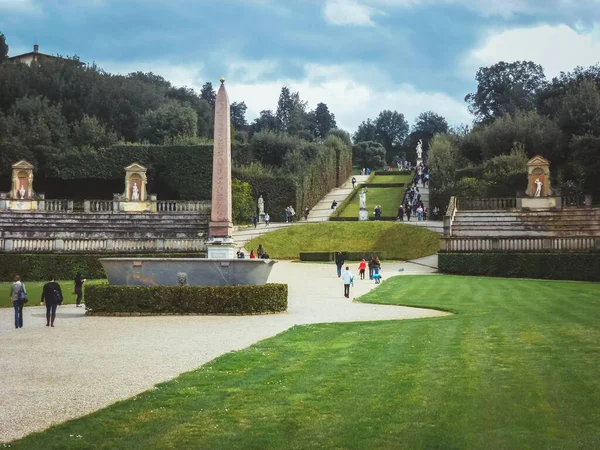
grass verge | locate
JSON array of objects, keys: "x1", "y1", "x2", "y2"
[
  {"x1": 245, "y1": 222, "x2": 440, "y2": 259},
  {"x1": 11, "y1": 275, "x2": 600, "y2": 449}
]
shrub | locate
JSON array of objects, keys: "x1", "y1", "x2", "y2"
[
  {"x1": 0, "y1": 253, "x2": 205, "y2": 281},
  {"x1": 439, "y1": 252, "x2": 600, "y2": 282},
  {"x1": 232, "y1": 178, "x2": 255, "y2": 224},
  {"x1": 85, "y1": 284, "x2": 288, "y2": 315}
]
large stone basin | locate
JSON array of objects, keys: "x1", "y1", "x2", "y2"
[{"x1": 99, "y1": 258, "x2": 277, "y2": 286}]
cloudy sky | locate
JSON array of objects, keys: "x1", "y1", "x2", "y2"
[{"x1": 2, "y1": 0, "x2": 600, "y2": 132}]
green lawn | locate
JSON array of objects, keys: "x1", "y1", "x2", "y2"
[
  {"x1": 1, "y1": 279, "x2": 106, "y2": 307},
  {"x1": 12, "y1": 275, "x2": 600, "y2": 449},
  {"x1": 245, "y1": 222, "x2": 440, "y2": 259},
  {"x1": 336, "y1": 187, "x2": 404, "y2": 218},
  {"x1": 371, "y1": 174, "x2": 412, "y2": 184}
]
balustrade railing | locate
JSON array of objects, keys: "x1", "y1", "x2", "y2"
[
  {"x1": 0, "y1": 238, "x2": 206, "y2": 253},
  {"x1": 443, "y1": 196, "x2": 458, "y2": 237},
  {"x1": 85, "y1": 200, "x2": 115, "y2": 212},
  {"x1": 457, "y1": 197, "x2": 517, "y2": 210},
  {"x1": 441, "y1": 237, "x2": 599, "y2": 253},
  {"x1": 561, "y1": 194, "x2": 592, "y2": 208},
  {"x1": 156, "y1": 201, "x2": 210, "y2": 213},
  {"x1": 44, "y1": 199, "x2": 72, "y2": 212}
]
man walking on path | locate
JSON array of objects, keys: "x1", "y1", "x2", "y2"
[
  {"x1": 41, "y1": 276, "x2": 63, "y2": 327},
  {"x1": 335, "y1": 252, "x2": 345, "y2": 278},
  {"x1": 352, "y1": 176, "x2": 357, "y2": 188},
  {"x1": 341, "y1": 266, "x2": 354, "y2": 298}
]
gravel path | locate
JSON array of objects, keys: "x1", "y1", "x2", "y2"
[{"x1": 0, "y1": 257, "x2": 444, "y2": 443}]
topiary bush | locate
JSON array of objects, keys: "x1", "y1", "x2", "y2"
[
  {"x1": 0, "y1": 253, "x2": 206, "y2": 281},
  {"x1": 85, "y1": 284, "x2": 288, "y2": 315},
  {"x1": 439, "y1": 252, "x2": 600, "y2": 282}
]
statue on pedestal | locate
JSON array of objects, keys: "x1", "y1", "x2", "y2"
[
  {"x1": 416, "y1": 139, "x2": 423, "y2": 160},
  {"x1": 534, "y1": 178, "x2": 542, "y2": 197},
  {"x1": 19, "y1": 184, "x2": 26, "y2": 200},
  {"x1": 132, "y1": 183, "x2": 140, "y2": 201},
  {"x1": 359, "y1": 187, "x2": 367, "y2": 209},
  {"x1": 258, "y1": 195, "x2": 265, "y2": 215}
]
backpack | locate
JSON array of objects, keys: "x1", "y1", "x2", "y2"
[{"x1": 51, "y1": 283, "x2": 63, "y2": 305}]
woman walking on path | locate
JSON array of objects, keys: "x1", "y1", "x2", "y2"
[
  {"x1": 341, "y1": 266, "x2": 354, "y2": 298},
  {"x1": 9, "y1": 275, "x2": 26, "y2": 329},
  {"x1": 74, "y1": 272, "x2": 86, "y2": 307},
  {"x1": 41, "y1": 276, "x2": 63, "y2": 327}
]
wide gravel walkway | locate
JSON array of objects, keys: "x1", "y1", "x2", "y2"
[{"x1": 0, "y1": 257, "x2": 444, "y2": 443}]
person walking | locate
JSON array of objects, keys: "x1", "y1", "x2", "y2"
[
  {"x1": 358, "y1": 259, "x2": 367, "y2": 280},
  {"x1": 264, "y1": 213, "x2": 270, "y2": 226},
  {"x1": 397, "y1": 205, "x2": 404, "y2": 221},
  {"x1": 351, "y1": 176, "x2": 357, "y2": 189},
  {"x1": 257, "y1": 244, "x2": 264, "y2": 258},
  {"x1": 368, "y1": 257, "x2": 375, "y2": 280},
  {"x1": 341, "y1": 266, "x2": 354, "y2": 298},
  {"x1": 9, "y1": 275, "x2": 26, "y2": 329},
  {"x1": 304, "y1": 207, "x2": 309, "y2": 221},
  {"x1": 335, "y1": 252, "x2": 345, "y2": 278},
  {"x1": 252, "y1": 215, "x2": 258, "y2": 228},
  {"x1": 74, "y1": 272, "x2": 86, "y2": 307},
  {"x1": 41, "y1": 276, "x2": 63, "y2": 327}
]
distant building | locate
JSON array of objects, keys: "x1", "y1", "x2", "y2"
[{"x1": 8, "y1": 44, "x2": 83, "y2": 66}]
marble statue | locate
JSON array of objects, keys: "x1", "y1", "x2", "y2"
[
  {"x1": 359, "y1": 187, "x2": 367, "y2": 209},
  {"x1": 534, "y1": 178, "x2": 542, "y2": 197},
  {"x1": 132, "y1": 183, "x2": 140, "y2": 201},
  {"x1": 258, "y1": 195, "x2": 265, "y2": 215},
  {"x1": 18, "y1": 184, "x2": 25, "y2": 200},
  {"x1": 416, "y1": 139, "x2": 423, "y2": 159}
]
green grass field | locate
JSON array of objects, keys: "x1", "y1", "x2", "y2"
[
  {"x1": 1, "y1": 280, "x2": 105, "y2": 307},
  {"x1": 336, "y1": 187, "x2": 404, "y2": 218},
  {"x1": 12, "y1": 275, "x2": 600, "y2": 449},
  {"x1": 245, "y1": 222, "x2": 440, "y2": 259},
  {"x1": 370, "y1": 174, "x2": 412, "y2": 184}
]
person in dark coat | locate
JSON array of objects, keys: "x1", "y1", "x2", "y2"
[
  {"x1": 74, "y1": 272, "x2": 86, "y2": 307},
  {"x1": 335, "y1": 252, "x2": 345, "y2": 278},
  {"x1": 41, "y1": 276, "x2": 63, "y2": 327},
  {"x1": 397, "y1": 205, "x2": 404, "y2": 221}
]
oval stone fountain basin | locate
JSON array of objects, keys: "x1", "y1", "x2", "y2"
[{"x1": 99, "y1": 258, "x2": 277, "y2": 286}]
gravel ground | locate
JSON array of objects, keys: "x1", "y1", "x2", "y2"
[{"x1": 0, "y1": 257, "x2": 444, "y2": 443}]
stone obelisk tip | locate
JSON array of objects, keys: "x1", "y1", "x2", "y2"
[{"x1": 220, "y1": 77, "x2": 225, "y2": 84}]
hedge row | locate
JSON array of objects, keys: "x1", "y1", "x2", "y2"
[
  {"x1": 330, "y1": 216, "x2": 400, "y2": 222},
  {"x1": 299, "y1": 252, "x2": 386, "y2": 261},
  {"x1": 438, "y1": 252, "x2": 600, "y2": 282},
  {"x1": 85, "y1": 284, "x2": 288, "y2": 315},
  {"x1": 374, "y1": 170, "x2": 412, "y2": 176},
  {"x1": 0, "y1": 253, "x2": 206, "y2": 281}
]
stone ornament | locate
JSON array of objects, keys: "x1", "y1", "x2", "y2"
[
  {"x1": 258, "y1": 195, "x2": 265, "y2": 215},
  {"x1": 416, "y1": 139, "x2": 423, "y2": 159},
  {"x1": 526, "y1": 155, "x2": 551, "y2": 197},
  {"x1": 534, "y1": 178, "x2": 542, "y2": 197},
  {"x1": 10, "y1": 160, "x2": 35, "y2": 201},
  {"x1": 359, "y1": 187, "x2": 367, "y2": 209}
]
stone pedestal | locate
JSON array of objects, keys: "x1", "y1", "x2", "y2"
[
  {"x1": 206, "y1": 237, "x2": 237, "y2": 259},
  {"x1": 259, "y1": 213, "x2": 266, "y2": 223},
  {"x1": 521, "y1": 197, "x2": 558, "y2": 209},
  {"x1": 359, "y1": 208, "x2": 369, "y2": 221},
  {"x1": 417, "y1": 158, "x2": 423, "y2": 167}
]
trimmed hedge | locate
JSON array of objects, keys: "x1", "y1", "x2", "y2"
[
  {"x1": 85, "y1": 284, "x2": 288, "y2": 315},
  {"x1": 299, "y1": 252, "x2": 386, "y2": 261},
  {"x1": 0, "y1": 253, "x2": 206, "y2": 281},
  {"x1": 439, "y1": 253, "x2": 600, "y2": 282},
  {"x1": 375, "y1": 170, "x2": 412, "y2": 176}
]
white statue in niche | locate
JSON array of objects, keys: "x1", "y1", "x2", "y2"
[
  {"x1": 359, "y1": 187, "x2": 367, "y2": 209},
  {"x1": 132, "y1": 182, "x2": 140, "y2": 201},
  {"x1": 534, "y1": 178, "x2": 543, "y2": 197},
  {"x1": 19, "y1": 184, "x2": 26, "y2": 200},
  {"x1": 258, "y1": 195, "x2": 265, "y2": 215},
  {"x1": 416, "y1": 139, "x2": 423, "y2": 159}
]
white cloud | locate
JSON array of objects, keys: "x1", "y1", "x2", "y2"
[
  {"x1": 98, "y1": 60, "x2": 207, "y2": 90},
  {"x1": 323, "y1": 0, "x2": 379, "y2": 26},
  {"x1": 464, "y1": 24, "x2": 600, "y2": 78},
  {"x1": 0, "y1": 0, "x2": 40, "y2": 13}
]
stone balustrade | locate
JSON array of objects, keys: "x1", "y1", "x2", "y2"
[
  {"x1": 441, "y1": 236, "x2": 600, "y2": 253},
  {"x1": 561, "y1": 194, "x2": 592, "y2": 208},
  {"x1": 156, "y1": 200, "x2": 210, "y2": 213},
  {"x1": 456, "y1": 197, "x2": 517, "y2": 210},
  {"x1": 443, "y1": 196, "x2": 457, "y2": 238},
  {"x1": 44, "y1": 199, "x2": 73, "y2": 212},
  {"x1": 0, "y1": 238, "x2": 206, "y2": 253}
]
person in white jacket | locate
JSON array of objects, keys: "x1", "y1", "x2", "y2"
[{"x1": 341, "y1": 266, "x2": 354, "y2": 298}]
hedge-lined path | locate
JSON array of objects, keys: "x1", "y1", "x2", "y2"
[
  {"x1": 233, "y1": 174, "x2": 370, "y2": 250},
  {"x1": 0, "y1": 258, "x2": 443, "y2": 443}
]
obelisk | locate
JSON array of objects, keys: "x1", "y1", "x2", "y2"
[{"x1": 207, "y1": 78, "x2": 236, "y2": 259}]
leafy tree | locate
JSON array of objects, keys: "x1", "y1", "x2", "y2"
[
  {"x1": 230, "y1": 101, "x2": 247, "y2": 129},
  {"x1": 200, "y1": 82, "x2": 216, "y2": 108},
  {"x1": 555, "y1": 79, "x2": 600, "y2": 137},
  {"x1": 538, "y1": 65, "x2": 600, "y2": 118},
  {"x1": 413, "y1": 111, "x2": 449, "y2": 135},
  {"x1": 72, "y1": 114, "x2": 118, "y2": 148},
  {"x1": 374, "y1": 110, "x2": 409, "y2": 152},
  {"x1": 483, "y1": 144, "x2": 528, "y2": 196},
  {"x1": 137, "y1": 101, "x2": 198, "y2": 144},
  {"x1": 232, "y1": 178, "x2": 255, "y2": 224},
  {"x1": 465, "y1": 61, "x2": 546, "y2": 123},
  {"x1": 250, "y1": 130, "x2": 304, "y2": 167},
  {"x1": 276, "y1": 86, "x2": 293, "y2": 132},
  {"x1": 427, "y1": 134, "x2": 465, "y2": 190},
  {"x1": 250, "y1": 110, "x2": 278, "y2": 136},
  {"x1": 0, "y1": 32, "x2": 8, "y2": 65},
  {"x1": 352, "y1": 141, "x2": 386, "y2": 169},
  {"x1": 312, "y1": 102, "x2": 336, "y2": 139},
  {"x1": 328, "y1": 128, "x2": 352, "y2": 147},
  {"x1": 570, "y1": 134, "x2": 600, "y2": 201},
  {"x1": 167, "y1": 86, "x2": 212, "y2": 138},
  {"x1": 353, "y1": 119, "x2": 377, "y2": 143}
]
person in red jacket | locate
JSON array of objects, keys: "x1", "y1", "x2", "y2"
[{"x1": 358, "y1": 259, "x2": 367, "y2": 280}]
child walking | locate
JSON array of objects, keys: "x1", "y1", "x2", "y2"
[{"x1": 358, "y1": 259, "x2": 367, "y2": 280}]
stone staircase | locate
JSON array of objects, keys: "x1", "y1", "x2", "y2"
[
  {"x1": 451, "y1": 208, "x2": 600, "y2": 237},
  {"x1": 307, "y1": 174, "x2": 370, "y2": 222}
]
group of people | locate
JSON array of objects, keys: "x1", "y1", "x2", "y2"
[
  {"x1": 239, "y1": 244, "x2": 270, "y2": 260},
  {"x1": 397, "y1": 164, "x2": 430, "y2": 222},
  {"x1": 336, "y1": 253, "x2": 383, "y2": 298},
  {"x1": 9, "y1": 272, "x2": 86, "y2": 329},
  {"x1": 251, "y1": 213, "x2": 271, "y2": 227},
  {"x1": 359, "y1": 168, "x2": 371, "y2": 176},
  {"x1": 283, "y1": 206, "x2": 296, "y2": 223}
]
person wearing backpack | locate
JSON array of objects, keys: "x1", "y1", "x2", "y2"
[
  {"x1": 41, "y1": 276, "x2": 63, "y2": 327},
  {"x1": 9, "y1": 275, "x2": 26, "y2": 329}
]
